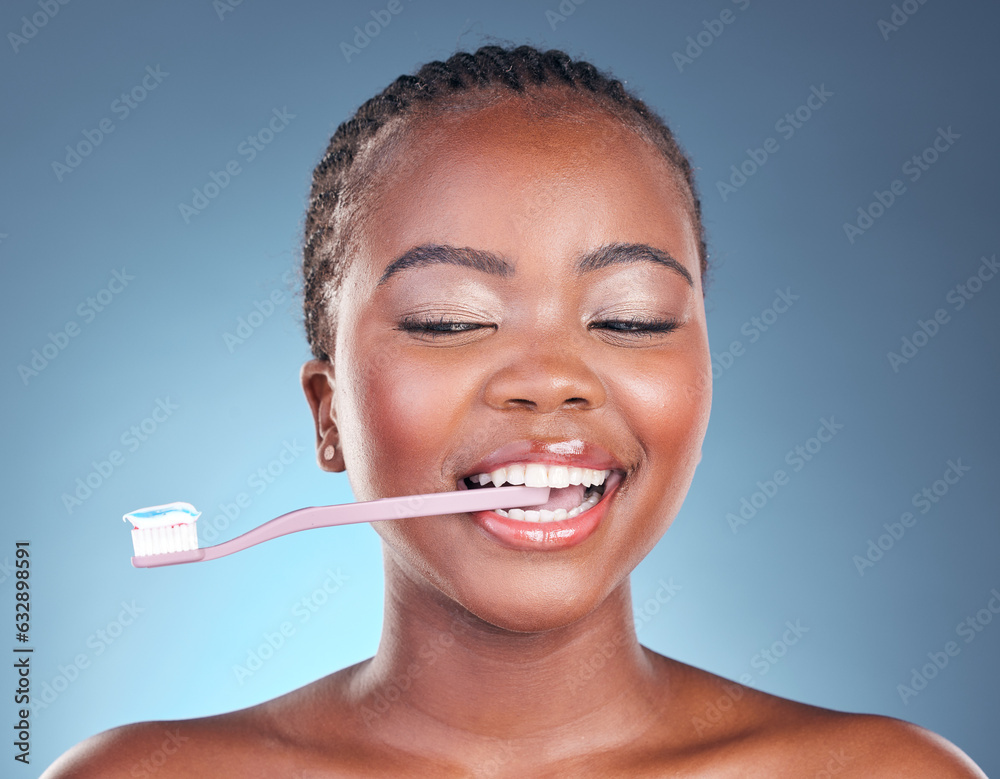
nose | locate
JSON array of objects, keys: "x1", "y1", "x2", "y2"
[{"x1": 481, "y1": 339, "x2": 607, "y2": 413}]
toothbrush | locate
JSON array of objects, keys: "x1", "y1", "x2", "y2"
[{"x1": 124, "y1": 486, "x2": 551, "y2": 569}]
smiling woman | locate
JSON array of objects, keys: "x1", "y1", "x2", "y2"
[{"x1": 42, "y1": 43, "x2": 985, "y2": 778}]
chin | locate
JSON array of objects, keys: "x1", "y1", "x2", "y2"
[{"x1": 446, "y1": 566, "x2": 621, "y2": 635}]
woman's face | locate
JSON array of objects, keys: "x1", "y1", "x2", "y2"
[{"x1": 306, "y1": 96, "x2": 712, "y2": 632}]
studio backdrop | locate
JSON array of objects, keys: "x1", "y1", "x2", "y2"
[{"x1": 2, "y1": 0, "x2": 998, "y2": 774}]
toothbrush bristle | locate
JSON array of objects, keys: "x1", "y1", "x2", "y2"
[
  {"x1": 131, "y1": 522, "x2": 199, "y2": 557},
  {"x1": 124, "y1": 501, "x2": 200, "y2": 558}
]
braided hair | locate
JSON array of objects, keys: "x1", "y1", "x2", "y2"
[{"x1": 302, "y1": 44, "x2": 708, "y2": 361}]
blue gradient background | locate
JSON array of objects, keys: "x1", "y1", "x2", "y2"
[{"x1": 3, "y1": 0, "x2": 998, "y2": 774}]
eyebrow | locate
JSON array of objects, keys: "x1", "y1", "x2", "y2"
[{"x1": 375, "y1": 242, "x2": 694, "y2": 288}]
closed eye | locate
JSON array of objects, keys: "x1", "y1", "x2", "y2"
[
  {"x1": 396, "y1": 316, "x2": 682, "y2": 340},
  {"x1": 590, "y1": 317, "x2": 682, "y2": 337},
  {"x1": 396, "y1": 317, "x2": 492, "y2": 338}
]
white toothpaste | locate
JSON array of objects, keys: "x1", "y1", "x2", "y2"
[{"x1": 123, "y1": 501, "x2": 200, "y2": 556}]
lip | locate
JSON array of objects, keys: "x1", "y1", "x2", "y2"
[
  {"x1": 457, "y1": 438, "x2": 626, "y2": 481},
  {"x1": 455, "y1": 439, "x2": 627, "y2": 551},
  {"x1": 468, "y1": 469, "x2": 624, "y2": 550}
]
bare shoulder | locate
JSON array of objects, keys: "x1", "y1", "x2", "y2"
[
  {"x1": 648, "y1": 653, "x2": 987, "y2": 777},
  {"x1": 40, "y1": 663, "x2": 373, "y2": 778},
  {"x1": 40, "y1": 719, "x2": 207, "y2": 778},
  {"x1": 805, "y1": 713, "x2": 988, "y2": 778},
  {"x1": 38, "y1": 709, "x2": 295, "y2": 779}
]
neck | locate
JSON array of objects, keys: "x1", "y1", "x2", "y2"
[{"x1": 353, "y1": 548, "x2": 670, "y2": 765}]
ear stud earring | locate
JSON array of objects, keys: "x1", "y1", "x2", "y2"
[{"x1": 323, "y1": 445, "x2": 336, "y2": 461}]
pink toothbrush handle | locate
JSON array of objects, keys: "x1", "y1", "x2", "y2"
[{"x1": 131, "y1": 485, "x2": 550, "y2": 568}]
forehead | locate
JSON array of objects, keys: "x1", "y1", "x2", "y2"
[{"x1": 349, "y1": 95, "x2": 698, "y2": 281}]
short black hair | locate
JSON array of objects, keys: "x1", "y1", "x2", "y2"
[{"x1": 302, "y1": 44, "x2": 708, "y2": 361}]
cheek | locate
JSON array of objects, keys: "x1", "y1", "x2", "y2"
[
  {"x1": 610, "y1": 346, "x2": 712, "y2": 509},
  {"x1": 340, "y1": 339, "x2": 475, "y2": 499},
  {"x1": 341, "y1": 342, "x2": 482, "y2": 601},
  {"x1": 620, "y1": 346, "x2": 710, "y2": 439}
]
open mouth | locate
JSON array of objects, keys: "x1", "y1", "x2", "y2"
[{"x1": 458, "y1": 464, "x2": 619, "y2": 523}]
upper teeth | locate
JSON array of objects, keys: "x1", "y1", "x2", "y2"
[{"x1": 470, "y1": 463, "x2": 610, "y2": 489}]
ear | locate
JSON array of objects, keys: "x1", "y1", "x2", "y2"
[{"x1": 300, "y1": 359, "x2": 345, "y2": 472}]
